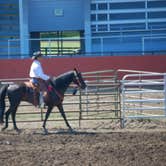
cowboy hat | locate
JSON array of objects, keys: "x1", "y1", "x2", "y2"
[{"x1": 32, "y1": 51, "x2": 43, "y2": 60}]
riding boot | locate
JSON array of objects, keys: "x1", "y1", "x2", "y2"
[
  {"x1": 39, "y1": 92, "x2": 45, "y2": 108},
  {"x1": 33, "y1": 89, "x2": 39, "y2": 107}
]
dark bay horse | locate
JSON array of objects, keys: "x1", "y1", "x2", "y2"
[{"x1": 0, "y1": 68, "x2": 86, "y2": 134}]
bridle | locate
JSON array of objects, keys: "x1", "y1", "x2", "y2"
[{"x1": 73, "y1": 68, "x2": 83, "y2": 88}]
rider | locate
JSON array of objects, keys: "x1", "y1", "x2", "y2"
[{"x1": 29, "y1": 51, "x2": 50, "y2": 107}]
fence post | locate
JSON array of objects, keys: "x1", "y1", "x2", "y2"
[
  {"x1": 78, "y1": 89, "x2": 82, "y2": 128},
  {"x1": 164, "y1": 74, "x2": 166, "y2": 117},
  {"x1": 121, "y1": 79, "x2": 125, "y2": 128}
]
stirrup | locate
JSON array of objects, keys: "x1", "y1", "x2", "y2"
[
  {"x1": 39, "y1": 92, "x2": 45, "y2": 108},
  {"x1": 39, "y1": 102, "x2": 45, "y2": 108}
]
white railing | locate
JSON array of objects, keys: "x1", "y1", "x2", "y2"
[
  {"x1": 7, "y1": 32, "x2": 166, "y2": 58},
  {"x1": 142, "y1": 35, "x2": 166, "y2": 55},
  {"x1": 121, "y1": 71, "x2": 166, "y2": 127}
]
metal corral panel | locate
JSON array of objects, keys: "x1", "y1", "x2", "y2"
[
  {"x1": 121, "y1": 71, "x2": 166, "y2": 127},
  {"x1": 0, "y1": 69, "x2": 122, "y2": 129}
]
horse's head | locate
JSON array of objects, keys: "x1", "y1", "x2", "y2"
[
  {"x1": 50, "y1": 69, "x2": 87, "y2": 95},
  {"x1": 72, "y1": 68, "x2": 87, "y2": 90}
]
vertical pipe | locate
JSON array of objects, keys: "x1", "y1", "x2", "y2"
[
  {"x1": 8, "y1": 39, "x2": 11, "y2": 58},
  {"x1": 60, "y1": 31, "x2": 63, "y2": 55},
  {"x1": 142, "y1": 37, "x2": 145, "y2": 55},
  {"x1": 145, "y1": 0, "x2": 148, "y2": 30},
  {"x1": 85, "y1": 86, "x2": 89, "y2": 114},
  {"x1": 101, "y1": 37, "x2": 104, "y2": 56},
  {"x1": 121, "y1": 79, "x2": 125, "y2": 128},
  {"x1": 57, "y1": 31, "x2": 60, "y2": 56},
  {"x1": 48, "y1": 39, "x2": 51, "y2": 55},
  {"x1": 79, "y1": 89, "x2": 82, "y2": 128},
  {"x1": 164, "y1": 74, "x2": 166, "y2": 117},
  {"x1": 40, "y1": 108, "x2": 44, "y2": 121}
]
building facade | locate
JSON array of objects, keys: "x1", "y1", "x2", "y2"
[{"x1": 0, "y1": 0, "x2": 166, "y2": 58}]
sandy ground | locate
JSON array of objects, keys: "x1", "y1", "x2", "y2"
[{"x1": 0, "y1": 119, "x2": 166, "y2": 166}]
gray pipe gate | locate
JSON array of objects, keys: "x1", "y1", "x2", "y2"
[
  {"x1": 0, "y1": 70, "x2": 122, "y2": 128},
  {"x1": 120, "y1": 70, "x2": 166, "y2": 128}
]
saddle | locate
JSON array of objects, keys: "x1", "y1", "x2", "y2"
[
  {"x1": 24, "y1": 81, "x2": 39, "y2": 91},
  {"x1": 24, "y1": 80, "x2": 54, "y2": 107},
  {"x1": 24, "y1": 81, "x2": 40, "y2": 106}
]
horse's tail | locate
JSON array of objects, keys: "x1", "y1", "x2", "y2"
[{"x1": 0, "y1": 84, "x2": 8, "y2": 124}]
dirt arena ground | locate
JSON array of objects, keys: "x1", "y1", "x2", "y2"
[{"x1": 0, "y1": 119, "x2": 166, "y2": 166}]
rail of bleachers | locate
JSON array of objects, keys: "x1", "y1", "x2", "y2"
[{"x1": 90, "y1": 0, "x2": 166, "y2": 54}]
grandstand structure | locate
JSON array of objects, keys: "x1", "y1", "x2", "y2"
[
  {"x1": 0, "y1": 0, "x2": 19, "y2": 58},
  {"x1": 0, "y1": 0, "x2": 166, "y2": 58}
]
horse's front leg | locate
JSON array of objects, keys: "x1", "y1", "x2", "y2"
[
  {"x1": 42, "y1": 106, "x2": 53, "y2": 134},
  {"x1": 57, "y1": 104, "x2": 73, "y2": 132}
]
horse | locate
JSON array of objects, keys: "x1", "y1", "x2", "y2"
[{"x1": 0, "y1": 68, "x2": 87, "y2": 134}]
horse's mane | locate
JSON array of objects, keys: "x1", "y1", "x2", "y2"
[
  {"x1": 54, "y1": 70, "x2": 74, "y2": 81},
  {"x1": 50, "y1": 70, "x2": 74, "y2": 89}
]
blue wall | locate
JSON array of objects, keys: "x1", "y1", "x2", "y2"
[
  {"x1": 28, "y1": 0, "x2": 84, "y2": 32},
  {"x1": 3, "y1": 0, "x2": 165, "y2": 58}
]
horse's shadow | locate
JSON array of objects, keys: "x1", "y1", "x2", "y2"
[
  {"x1": 0, "y1": 128, "x2": 23, "y2": 135},
  {"x1": 33, "y1": 129, "x2": 97, "y2": 136}
]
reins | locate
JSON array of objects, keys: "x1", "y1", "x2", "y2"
[{"x1": 48, "y1": 80, "x2": 64, "y2": 103}]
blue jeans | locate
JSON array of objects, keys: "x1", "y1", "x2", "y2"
[{"x1": 31, "y1": 78, "x2": 39, "y2": 87}]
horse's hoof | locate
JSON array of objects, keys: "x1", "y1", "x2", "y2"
[
  {"x1": 14, "y1": 128, "x2": 21, "y2": 134},
  {"x1": 43, "y1": 128, "x2": 48, "y2": 135},
  {"x1": 0, "y1": 120, "x2": 4, "y2": 125},
  {"x1": 0, "y1": 123, "x2": 4, "y2": 126},
  {"x1": 1, "y1": 127, "x2": 7, "y2": 131},
  {"x1": 68, "y1": 128, "x2": 74, "y2": 133},
  {"x1": 17, "y1": 130, "x2": 21, "y2": 134}
]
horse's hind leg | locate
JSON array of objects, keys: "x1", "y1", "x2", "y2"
[
  {"x1": 2, "y1": 106, "x2": 19, "y2": 132},
  {"x1": 11, "y1": 108, "x2": 20, "y2": 132},
  {"x1": 1, "y1": 108, "x2": 11, "y2": 131}
]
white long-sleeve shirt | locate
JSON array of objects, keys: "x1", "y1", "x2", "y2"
[{"x1": 29, "y1": 60, "x2": 50, "y2": 81}]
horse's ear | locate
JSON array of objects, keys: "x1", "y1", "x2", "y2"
[{"x1": 74, "y1": 68, "x2": 79, "y2": 74}]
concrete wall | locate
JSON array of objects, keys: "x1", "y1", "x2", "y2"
[{"x1": 0, "y1": 55, "x2": 166, "y2": 79}]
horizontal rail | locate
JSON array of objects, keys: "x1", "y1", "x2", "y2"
[
  {"x1": 124, "y1": 99, "x2": 164, "y2": 103},
  {"x1": 124, "y1": 107, "x2": 164, "y2": 111},
  {"x1": 124, "y1": 90, "x2": 164, "y2": 94},
  {"x1": 126, "y1": 115, "x2": 166, "y2": 119},
  {"x1": 122, "y1": 82, "x2": 164, "y2": 86}
]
